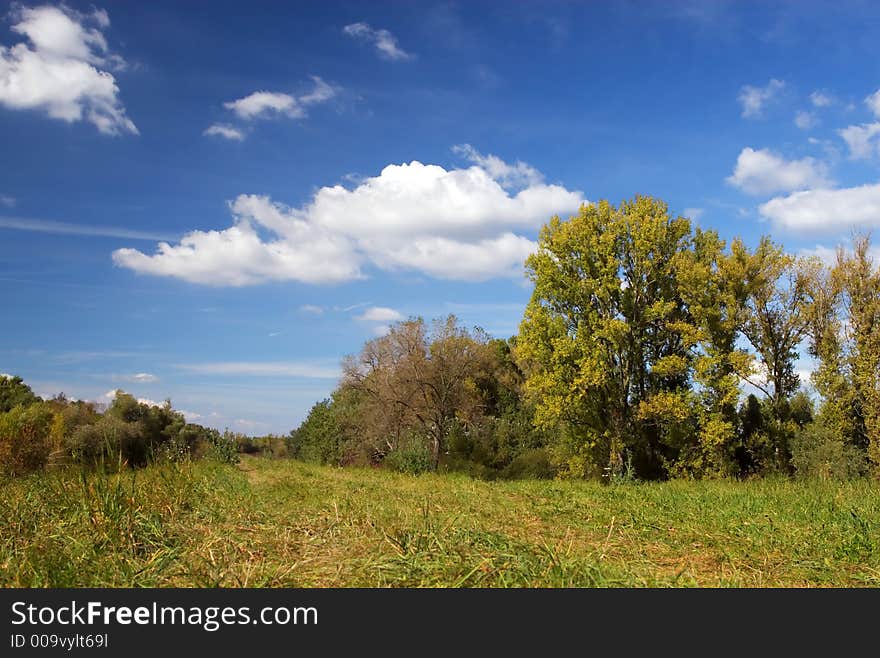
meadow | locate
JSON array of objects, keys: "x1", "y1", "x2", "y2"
[{"x1": 2, "y1": 455, "x2": 879, "y2": 588}]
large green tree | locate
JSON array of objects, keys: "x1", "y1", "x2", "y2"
[{"x1": 518, "y1": 196, "x2": 699, "y2": 479}]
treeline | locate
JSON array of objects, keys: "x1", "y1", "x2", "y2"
[
  {"x1": 0, "y1": 377, "x2": 238, "y2": 476},
  {"x1": 292, "y1": 195, "x2": 880, "y2": 481}
]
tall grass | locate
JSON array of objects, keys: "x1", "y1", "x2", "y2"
[{"x1": 2, "y1": 457, "x2": 880, "y2": 587}]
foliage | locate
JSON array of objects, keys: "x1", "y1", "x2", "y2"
[
  {"x1": 384, "y1": 433, "x2": 434, "y2": 475},
  {"x1": 0, "y1": 402, "x2": 54, "y2": 475},
  {"x1": 790, "y1": 420, "x2": 867, "y2": 480},
  {"x1": 0, "y1": 374, "x2": 40, "y2": 413}
]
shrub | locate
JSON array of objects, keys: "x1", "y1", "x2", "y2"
[
  {"x1": 499, "y1": 448, "x2": 557, "y2": 480},
  {"x1": 385, "y1": 435, "x2": 433, "y2": 474},
  {"x1": 66, "y1": 416, "x2": 143, "y2": 467},
  {"x1": 0, "y1": 403, "x2": 54, "y2": 475},
  {"x1": 790, "y1": 422, "x2": 867, "y2": 480}
]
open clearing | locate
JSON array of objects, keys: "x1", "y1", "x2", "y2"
[{"x1": 3, "y1": 456, "x2": 879, "y2": 587}]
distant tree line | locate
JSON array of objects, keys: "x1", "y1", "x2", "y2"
[
  {"x1": 291, "y1": 195, "x2": 880, "y2": 481},
  {"x1": 0, "y1": 378, "x2": 238, "y2": 476}
]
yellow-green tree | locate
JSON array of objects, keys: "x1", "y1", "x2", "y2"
[
  {"x1": 518, "y1": 196, "x2": 698, "y2": 479},
  {"x1": 674, "y1": 231, "x2": 752, "y2": 476},
  {"x1": 807, "y1": 235, "x2": 880, "y2": 474}
]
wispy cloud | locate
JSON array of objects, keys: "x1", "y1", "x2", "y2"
[
  {"x1": 299, "y1": 304, "x2": 325, "y2": 315},
  {"x1": 738, "y1": 79, "x2": 785, "y2": 118},
  {"x1": 0, "y1": 195, "x2": 15, "y2": 208},
  {"x1": 0, "y1": 216, "x2": 175, "y2": 241},
  {"x1": 113, "y1": 372, "x2": 159, "y2": 383},
  {"x1": 55, "y1": 350, "x2": 148, "y2": 364},
  {"x1": 343, "y1": 22, "x2": 413, "y2": 60},
  {"x1": 176, "y1": 361, "x2": 340, "y2": 379}
]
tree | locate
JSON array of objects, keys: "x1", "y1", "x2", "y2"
[
  {"x1": 675, "y1": 230, "x2": 752, "y2": 476},
  {"x1": 518, "y1": 196, "x2": 698, "y2": 479},
  {"x1": 806, "y1": 234, "x2": 880, "y2": 473},
  {"x1": 341, "y1": 315, "x2": 494, "y2": 469},
  {"x1": 735, "y1": 237, "x2": 812, "y2": 471},
  {"x1": 0, "y1": 374, "x2": 39, "y2": 413}
]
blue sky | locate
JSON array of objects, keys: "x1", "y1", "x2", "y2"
[{"x1": 3, "y1": 1, "x2": 880, "y2": 434}]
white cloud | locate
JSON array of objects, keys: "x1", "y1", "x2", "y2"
[
  {"x1": 866, "y1": 88, "x2": 880, "y2": 118},
  {"x1": 357, "y1": 306, "x2": 404, "y2": 322},
  {"x1": 107, "y1": 373, "x2": 159, "y2": 384},
  {"x1": 113, "y1": 196, "x2": 362, "y2": 286},
  {"x1": 794, "y1": 111, "x2": 817, "y2": 130},
  {"x1": 837, "y1": 122, "x2": 880, "y2": 160},
  {"x1": 176, "y1": 361, "x2": 340, "y2": 379},
  {"x1": 726, "y1": 147, "x2": 832, "y2": 196},
  {"x1": 737, "y1": 79, "x2": 784, "y2": 118},
  {"x1": 224, "y1": 91, "x2": 300, "y2": 120},
  {"x1": 452, "y1": 143, "x2": 543, "y2": 190},
  {"x1": 0, "y1": 5, "x2": 136, "y2": 135},
  {"x1": 343, "y1": 22, "x2": 412, "y2": 60},
  {"x1": 759, "y1": 183, "x2": 880, "y2": 233},
  {"x1": 179, "y1": 409, "x2": 202, "y2": 422},
  {"x1": 810, "y1": 91, "x2": 833, "y2": 108},
  {"x1": 0, "y1": 195, "x2": 14, "y2": 207},
  {"x1": 0, "y1": 216, "x2": 174, "y2": 241},
  {"x1": 800, "y1": 243, "x2": 880, "y2": 268},
  {"x1": 298, "y1": 304, "x2": 324, "y2": 314},
  {"x1": 113, "y1": 148, "x2": 585, "y2": 284},
  {"x1": 203, "y1": 123, "x2": 244, "y2": 141},
  {"x1": 222, "y1": 76, "x2": 337, "y2": 121}
]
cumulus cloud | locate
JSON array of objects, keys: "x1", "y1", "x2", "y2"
[
  {"x1": 866, "y1": 88, "x2": 880, "y2": 118},
  {"x1": 759, "y1": 183, "x2": 880, "y2": 233},
  {"x1": 223, "y1": 76, "x2": 337, "y2": 121},
  {"x1": 726, "y1": 147, "x2": 832, "y2": 196},
  {"x1": 810, "y1": 91, "x2": 833, "y2": 108},
  {"x1": 343, "y1": 22, "x2": 412, "y2": 60},
  {"x1": 113, "y1": 148, "x2": 585, "y2": 284},
  {"x1": 0, "y1": 5, "x2": 136, "y2": 135},
  {"x1": 737, "y1": 79, "x2": 784, "y2": 118},
  {"x1": 203, "y1": 123, "x2": 244, "y2": 141},
  {"x1": 838, "y1": 123, "x2": 880, "y2": 160}
]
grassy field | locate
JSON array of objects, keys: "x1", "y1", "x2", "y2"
[{"x1": 2, "y1": 455, "x2": 880, "y2": 587}]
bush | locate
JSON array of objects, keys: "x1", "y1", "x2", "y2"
[
  {"x1": 499, "y1": 448, "x2": 557, "y2": 480},
  {"x1": 385, "y1": 435, "x2": 433, "y2": 474},
  {"x1": 66, "y1": 416, "x2": 143, "y2": 467},
  {"x1": 0, "y1": 403, "x2": 54, "y2": 475},
  {"x1": 790, "y1": 422, "x2": 867, "y2": 480}
]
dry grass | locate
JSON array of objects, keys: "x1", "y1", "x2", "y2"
[{"x1": 2, "y1": 456, "x2": 880, "y2": 587}]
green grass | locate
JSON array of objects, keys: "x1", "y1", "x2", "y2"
[{"x1": 3, "y1": 456, "x2": 880, "y2": 587}]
